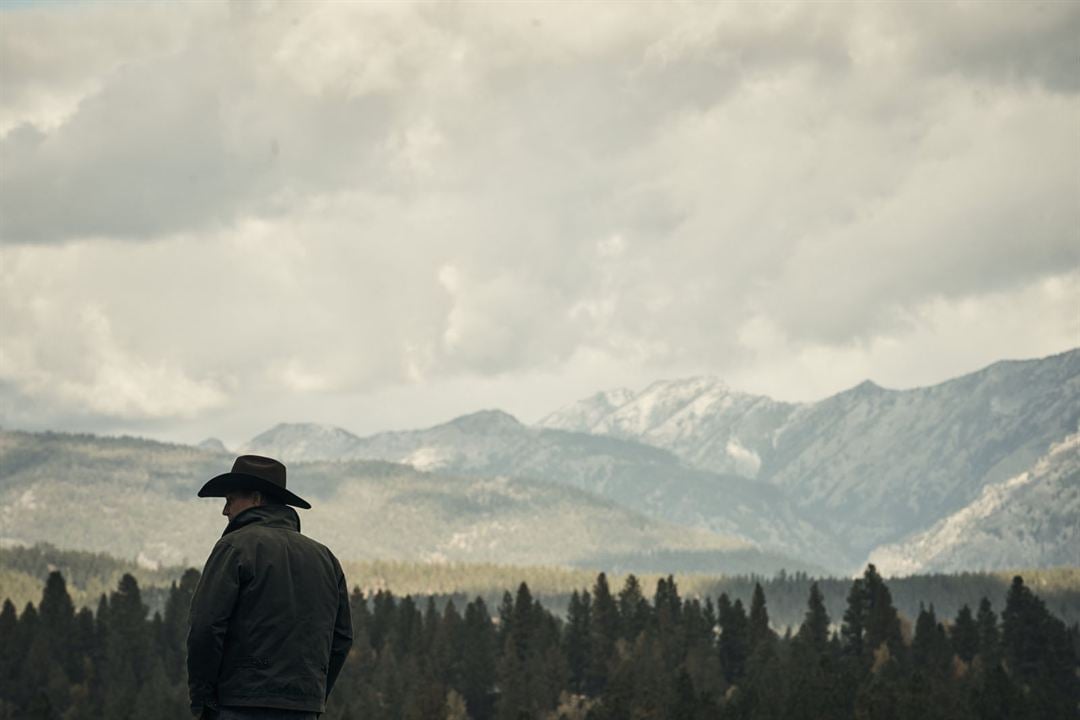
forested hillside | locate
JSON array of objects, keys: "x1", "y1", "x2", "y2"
[
  {"x1": 1, "y1": 566, "x2": 1076, "y2": 719},
  {"x1": 1, "y1": 431, "x2": 811, "y2": 575}
]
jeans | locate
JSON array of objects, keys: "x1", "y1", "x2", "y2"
[{"x1": 216, "y1": 708, "x2": 320, "y2": 720}]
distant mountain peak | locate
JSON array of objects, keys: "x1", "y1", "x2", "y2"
[
  {"x1": 242, "y1": 422, "x2": 364, "y2": 462},
  {"x1": 257, "y1": 421, "x2": 357, "y2": 437},
  {"x1": 448, "y1": 409, "x2": 523, "y2": 432},
  {"x1": 196, "y1": 437, "x2": 228, "y2": 454}
]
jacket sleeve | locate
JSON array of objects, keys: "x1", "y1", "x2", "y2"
[
  {"x1": 325, "y1": 562, "x2": 353, "y2": 698},
  {"x1": 187, "y1": 540, "x2": 242, "y2": 715}
]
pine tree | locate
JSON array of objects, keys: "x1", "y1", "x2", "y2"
[
  {"x1": 861, "y1": 565, "x2": 902, "y2": 662},
  {"x1": 586, "y1": 573, "x2": 618, "y2": 695},
  {"x1": 100, "y1": 574, "x2": 150, "y2": 720},
  {"x1": 718, "y1": 595, "x2": 749, "y2": 683},
  {"x1": 6, "y1": 602, "x2": 46, "y2": 718},
  {"x1": 495, "y1": 633, "x2": 531, "y2": 720},
  {"x1": 432, "y1": 599, "x2": 463, "y2": 689},
  {"x1": 841, "y1": 578, "x2": 867, "y2": 659},
  {"x1": 422, "y1": 596, "x2": 440, "y2": 656},
  {"x1": 911, "y1": 605, "x2": 951, "y2": 677},
  {"x1": 497, "y1": 590, "x2": 515, "y2": 649},
  {"x1": 38, "y1": 571, "x2": 76, "y2": 678},
  {"x1": 564, "y1": 590, "x2": 591, "y2": 693},
  {"x1": 796, "y1": 582, "x2": 830, "y2": 654},
  {"x1": 1000, "y1": 575, "x2": 1077, "y2": 718},
  {"x1": 370, "y1": 589, "x2": 397, "y2": 651},
  {"x1": 617, "y1": 575, "x2": 649, "y2": 642},
  {"x1": 84, "y1": 594, "x2": 110, "y2": 717},
  {"x1": 974, "y1": 596, "x2": 1000, "y2": 664},
  {"x1": 349, "y1": 587, "x2": 371, "y2": 650},
  {"x1": 950, "y1": 604, "x2": 979, "y2": 664},
  {"x1": 460, "y1": 597, "x2": 495, "y2": 719},
  {"x1": 0, "y1": 600, "x2": 18, "y2": 706},
  {"x1": 748, "y1": 583, "x2": 773, "y2": 650},
  {"x1": 161, "y1": 568, "x2": 199, "y2": 684},
  {"x1": 509, "y1": 582, "x2": 535, "y2": 662},
  {"x1": 843, "y1": 566, "x2": 902, "y2": 668},
  {"x1": 394, "y1": 595, "x2": 424, "y2": 658},
  {"x1": 653, "y1": 575, "x2": 681, "y2": 628}
]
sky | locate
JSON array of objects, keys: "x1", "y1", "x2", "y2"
[{"x1": 0, "y1": 1, "x2": 1077, "y2": 447}]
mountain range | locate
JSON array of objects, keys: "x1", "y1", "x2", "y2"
[
  {"x1": 244, "y1": 411, "x2": 853, "y2": 568},
  {"x1": 1, "y1": 348, "x2": 1076, "y2": 575},
  {"x1": 539, "y1": 351, "x2": 1078, "y2": 557},
  {"x1": 0, "y1": 430, "x2": 817, "y2": 575},
  {"x1": 240, "y1": 348, "x2": 1079, "y2": 573}
]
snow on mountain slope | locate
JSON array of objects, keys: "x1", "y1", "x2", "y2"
[
  {"x1": 538, "y1": 377, "x2": 798, "y2": 478},
  {"x1": 241, "y1": 411, "x2": 852, "y2": 570},
  {"x1": 346, "y1": 410, "x2": 853, "y2": 569},
  {"x1": 870, "y1": 434, "x2": 1080, "y2": 575},
  {"x1": 538, "y1": 389, "x2": 635, "y2": 433},
  {"x1": 539, "y1": 349, "x2": 1080, "y2": 563},
  {"x1": 242, "y1": 422, "x2": 364, "y2": 461},
  {"x1": 241, "y1": 349, "x2": 1078, "y2": 572},
  {"x1": 761, "y1": 350, "x2": 1079, "y2": 556}
]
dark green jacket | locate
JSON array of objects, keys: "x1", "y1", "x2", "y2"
[{"x1": 187, "y1": 504, "x2": 352, "y2": 714}]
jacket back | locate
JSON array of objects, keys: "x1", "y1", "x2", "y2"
[{"x1": 187, "y1": 504, "x2": 353, "y2": 713}]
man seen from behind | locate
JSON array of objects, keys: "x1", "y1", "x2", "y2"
[{"x1": 187, "y1": 455, "x2": 352, "y2": 720}]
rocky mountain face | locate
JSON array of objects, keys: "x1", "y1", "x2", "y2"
[
  {"x1": 7, "y1": 350, "x2": 1074, "y2": 577},
  {"x1": 760, "y1": 352, "x2": 1079, "y2": 558},
  {"x1": 538, "y1": 379, "x2": 797, "y2": 479},
  {"x1": 541, "y1": 349, "x2": 1080, "y2": 563},
  {"x1": 0, "y1": 430, "x2": 819, "y2": 575},
  {"x1": 869, "y1": 434, "x2": 1080, "y2": 575},
  {"x1": 245, "y1": 410, "x2": 853, "y2": 570}
]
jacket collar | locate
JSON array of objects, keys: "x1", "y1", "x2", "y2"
[{"x1": 222, "y1": 503, "x2": 301, "y2": 537}]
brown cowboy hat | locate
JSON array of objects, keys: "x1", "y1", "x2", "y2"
[{"x1": 198, "y1": 455, "x2": 312, "y2": 509}]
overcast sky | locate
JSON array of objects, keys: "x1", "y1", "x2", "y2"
[{"x1": 1, "y1": 1, "x2": 1077, "y2": 447}]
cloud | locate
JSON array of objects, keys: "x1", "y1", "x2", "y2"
[{"x1": 0, "y1": 1, "x2": 1076, "y2": 436}]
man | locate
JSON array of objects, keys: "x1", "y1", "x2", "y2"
[{"x1": 188, "y1": 455, "x2": 353, "y2": 720}]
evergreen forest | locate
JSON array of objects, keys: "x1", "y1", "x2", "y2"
[{"x1": 2, "y1": 564, "x2": 1078, "y2": 720}]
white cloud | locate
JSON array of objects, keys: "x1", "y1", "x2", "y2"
[{"x1": 0, "y1": 1, "x2": 1076, "y2": 439}]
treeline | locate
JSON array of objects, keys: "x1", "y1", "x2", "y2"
[
  {"x1": 1, "y1": 566, "x2": 1077, "y2": 719},
  {"x1": 7, "y1": 543, "x2": 1080, "y2": 630}
]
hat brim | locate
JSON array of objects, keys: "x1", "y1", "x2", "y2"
[{"x1": 198, "y1": 472, "x2": 312, "y2": 509}]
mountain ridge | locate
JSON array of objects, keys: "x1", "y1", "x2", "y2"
[{"x1": 0, "y1": 429, "x2": 824, "y2": 575}]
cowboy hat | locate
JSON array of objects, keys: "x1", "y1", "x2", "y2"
[{"x1": 198, "y1": 455, "x2": 311, "y2": 509}]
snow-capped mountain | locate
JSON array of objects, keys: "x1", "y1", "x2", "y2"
[
  {"x1": 241, "y1": 411, "x2": 853, "y2": 570},
  {"x1": 760, "y1": 350, "x2": 1078, "y2": 556},
  {"x1": 540, "y1": 349, "x2": 1080, "y2": 561},
  {"x1": 869, "y1": 433, "x2": 1080, "y2": 575},
  {"x1": 538, "y1": 378, "x2": 797, "y2": 479},
  {"x1": 232, "y1": 348, "x2": 1077, "y2": 573},
  {"x1": 244, "y1": 422, "x2": 365, "y2": 461}
]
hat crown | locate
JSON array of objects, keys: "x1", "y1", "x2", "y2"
[{"x1": 232, "y1": 455, "x2": 287, "y2": 490}]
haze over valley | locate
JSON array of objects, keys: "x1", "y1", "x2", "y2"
[{"x1": 2, "y1": 348, "x2": 1076, "y2": 578}]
